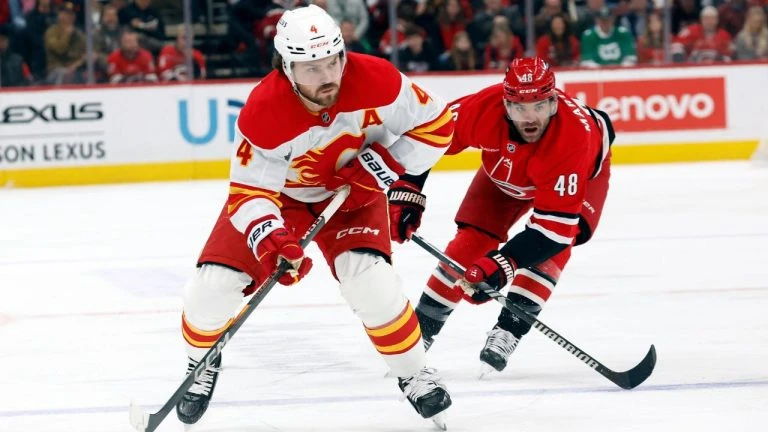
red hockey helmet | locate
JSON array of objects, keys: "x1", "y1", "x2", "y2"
[{"x1": 502, "y1": 57, "x2": 556, "y2": 103}]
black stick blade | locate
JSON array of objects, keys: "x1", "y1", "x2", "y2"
[{"x1": 606, "y1": 345, "x2": 657, "y2": 390}]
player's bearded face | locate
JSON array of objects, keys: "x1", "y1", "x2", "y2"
[
  {"x1": 292, "y1": 55, "x2": 344, "y2": 107},
  {"x1": 505, "y1": 98, "x2": 556, "y2": 142}
]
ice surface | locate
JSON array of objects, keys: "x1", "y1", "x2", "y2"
[{"x1": 1, "y1": 161, "x2": 766, "y2": 431}]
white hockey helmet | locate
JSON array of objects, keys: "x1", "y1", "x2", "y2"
[{"x1": 274, "y1": 5, "x2": 345, "y2": 84}]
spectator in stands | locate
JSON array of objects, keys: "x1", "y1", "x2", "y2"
[
  {"x1": 0, "y1": 24, "x2": 32, "y2": 86},
  {"x1": 718, "y1": 0, "x2": 750, "y2": 36},
  {"x1": 379, "y1": 0, "x2": 415, "y2": 56},
  {"x1": 107, "y1": 29, "x2": 157, "y2": 83},
  {"x1": 93, "y1": 4, "x2": 120, "y2": 80},
  {"x1": 158, "y1": 27, "x2": 206, "y2": 81},
  {"x1": 44, "y1": 1, "x2": 85, "y2": 84},
  {"x1": 534, "y1": 0, "x2": 564, "y2": 38},
  {"x1": 483, "y1": 20, "x2": 524, "y2": 70},
  {"x1": 398, "y1": 23, "x2": 438, "y2": 72},
  {"x1": 467, "y1": 0, "x2": 524, "y2": 53},
  {"x1": 20, "y1": 0, "x2": 56, "y2": 81},
  {"x1": 435, "y1": 0, "x2": 469, "y2": 53},
  {"x1": 636, "y1": 11, "x2": 665, "y2": 64},
  {"x1": 324, "y1": 0, "x2": 369, "y2": 43},
  {"x1": 437, "y1": 29, "x2": 477, "y2": 70},
  {"x1": 580, "y1": 6, "x2": 637, "y2": 67},
  {"x1": 672, "y1": 6, "x2": 732, "y2": 63},
  {"x1": 536, "y1": 12, "x2": 580, "y2": 66},
  {"x1": 671, "y1": 0, "x2": 700, "y2": 34},
  {"x1": 120, "y1": 0, "x2": 165, "y2": 55},
  {"x1": 1, "y1": 1, "x2": 9, "y2": 26},
  {"x1": 573, "y1": 0, "x2": 606, "y2": 36},
  {"x1": 617, "y1": 0, "x2": 651, "y2": 38},
  {"x1": 733, "y1": 5, "x2": 767, "y2": 59},
  {"x1": 340, "y1": 18, "x2": 370, "y2": 54}
]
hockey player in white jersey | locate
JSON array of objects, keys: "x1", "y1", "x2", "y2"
[{"x1": 175, "y1": 4, "x2": 455, "y2": 428}]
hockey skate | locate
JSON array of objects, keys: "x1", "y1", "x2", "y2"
[
  {"x1": 176, "y1": 355, "x2": 222, "y2": 425},
  {"x1": 398, "y1": 367, "x2": 452, "y2": 430},
  {"x1": 479, "y1": 326, "x2": 520, "y2": 378}
]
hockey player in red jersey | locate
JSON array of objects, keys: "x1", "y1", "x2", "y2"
[
  {"x1": 175, "y1": 4, "x2": 455, "y2": 427},
  {"x1": 388, "y1": 57, "x2": 615, "y2": 374}
]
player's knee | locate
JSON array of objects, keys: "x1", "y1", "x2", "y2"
[
  {"x1": 335, "y1": 251, "x2": 406, "y2": 326},
  {"x1": 183, "y1": 264, "x2": 252, "y2": 324}
]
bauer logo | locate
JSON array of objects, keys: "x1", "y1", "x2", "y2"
[
  {"x1": 177, "y1": 98, "x2": 244, "y2": 145},
  {"x1": 564, "y1": 77, "x2": 726, "y2": 132}
]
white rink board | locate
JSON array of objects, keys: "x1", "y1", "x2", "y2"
[{"x1": 0, "y1": 63, "x2": 766, "y2": 172}]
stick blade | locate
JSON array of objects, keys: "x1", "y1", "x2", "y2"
[
  {"x1": 615, "y1": 344, "x2": 657, "y2": 390},
  {"x1": 129, "y1": 400, "x2": 150, "y2": 432}
]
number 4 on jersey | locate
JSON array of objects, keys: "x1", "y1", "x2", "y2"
[
  {"x1": 555, "y1": 173, "x2": 578, "y2": 196},
  {"x1": 236, "y1": 140, "x2": 254, "y2": 166}
]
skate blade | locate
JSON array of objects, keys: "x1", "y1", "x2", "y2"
[
  {"x1": 478, "y1": 363, "x2": 497, "y2": 380},
  {"x1": 430, "y1": 412, "x2": 448, "y2": 431},
  {"x1": 128, "y1": 400, "x2": 149, "y2": 431}
]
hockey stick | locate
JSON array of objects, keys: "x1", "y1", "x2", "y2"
[
  {"x1": 409, "y1": 233, "x2": 656, "y2": 390},
  {"x1": 129, "y1": 185, "x2": 351, "y2": 432}
]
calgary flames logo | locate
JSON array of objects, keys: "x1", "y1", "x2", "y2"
[{"x1": 286, "y1": 132, "x2": 366, "y2": 187}]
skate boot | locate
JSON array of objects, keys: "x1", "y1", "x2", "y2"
[
  {"x1": 479, "y1": 326, "x2": 520, "y2": 374},
  {"x1": 398, "y1": 367, "x2": 452, "y2": 428},
  {"x1": 479, "y1": 292, "x2": 542, "y2": 377},
  {"x1": 176, "y1": 354, "x2": 222, "y2": 424}
]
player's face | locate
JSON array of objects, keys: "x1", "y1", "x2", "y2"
[
  {"x1": 505, "y1": 98, "x2": 556, "y2": 142},
  {"x1": 293, "y1": 55, "x2": 344, "y2": 108}
]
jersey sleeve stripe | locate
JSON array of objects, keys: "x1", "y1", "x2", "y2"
[
  {"x1": 227, "y1": 183, "x2": 282, "y2": 216},
  {"x1": 531, "y1": 210, "x2": 579, "y2": 225},
  {"x1": 526, "y1": 220, "x2": 574, "y2": 245},
  {"x1": 533, "y1": 208, "x2": 581, "y2": 219},
  {"x1": 403, "y1": 107, "x2": 455, "y2": 148}
]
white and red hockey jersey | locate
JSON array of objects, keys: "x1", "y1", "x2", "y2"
[{"x1": 227, "y1": 52, "x2": 454, "y2": 235}]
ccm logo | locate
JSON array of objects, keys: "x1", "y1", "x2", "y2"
[
  {"x1": 336, "y1": 226, "x2": 380, "y2": 239},
  {"x1": 309, "y1": 41, "x2": 330, "y2": 49},
  {"x1": 564, "y1": 77, "x2": 726, "y2": 132}
]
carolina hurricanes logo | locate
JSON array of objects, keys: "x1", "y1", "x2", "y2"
[{"x1": 286, "y1": 132, "x2": 366, "y2": 187}]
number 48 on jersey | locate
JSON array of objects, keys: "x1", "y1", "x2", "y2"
[{"x1": 555, "y1": 173, "x2": 578, "y2": 196}]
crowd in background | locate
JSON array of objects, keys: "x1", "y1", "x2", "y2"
[{"x1": 1, "y1": 0, "x2": 767, "y2": 87}]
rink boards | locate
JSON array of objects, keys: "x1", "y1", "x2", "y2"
[{"x1": 0, "y1": 62, "x2": 766, "y2": 187}]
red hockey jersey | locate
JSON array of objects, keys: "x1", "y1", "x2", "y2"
[
  {"x1": 157, "y1": 45, "x2": 206, "y2": 81},
  {"x1": 447, "y1": 84, "x2": 611, "y2": 267},
  {"x1": 674, "y1": 24, "x2": 733, "y2": 63},
  {"x1": 107, "y1": 48, "x2": 157, "y2": 83}
]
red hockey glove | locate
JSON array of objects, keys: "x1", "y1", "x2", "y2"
[
  {"x1": 387, "y1": 180, "x2": 426, "y2": 243},
  {"x1": 247, "y1": 216, "x2": 313, "y2": 286},
  {"x1": 326, "y1": 142, "x2": 405, "y2": 212},
  {"x1": 459, "y1": 251, "x2": 516, "y2": 304}
]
